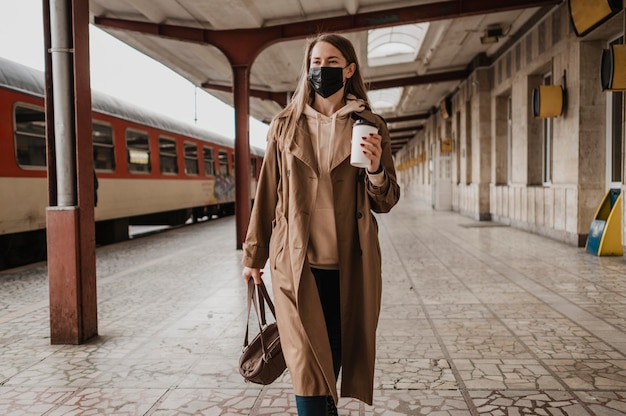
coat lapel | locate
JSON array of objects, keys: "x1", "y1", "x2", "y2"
[{"x1": 287, "y1": 121, "x2": 319, "y2": 176}]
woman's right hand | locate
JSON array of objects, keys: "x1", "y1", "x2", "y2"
[{"x1": 242, "y1": 267, "x2": 264, "y2": 284}]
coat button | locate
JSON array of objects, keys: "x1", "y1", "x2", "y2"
[{"x1": 356, "y1": 211, "x2": 363, "y2": 219}]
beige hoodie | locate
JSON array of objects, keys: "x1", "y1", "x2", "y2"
[{"x1": 303, "y1": 98, "x2": 366, "y2": 269}]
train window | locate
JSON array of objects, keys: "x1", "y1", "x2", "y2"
[
  {"x1": 14, "y1": 105, "x2": 46, "y2": 168},
  {"x1": 126, "y1": 129, "x2": 151, "y2": 174},
  {"x1": 159, "y1": 137, "x2": 178, "y2": 175},
  {"x1": 218, "y1": 150, "x2": 229, "y2": 175},
  {"x1": 184, "y1": 142, "x2": 199, "y2": 176},
  {"x1": 203, "y1": 146, "x2": 215, "y2": 176},
  {"x1": 250, "y1": 157, "x2": 257, "y2": 178},
  {"x1": 93, "y1": 122, "x2": 115, "y2": 171}
]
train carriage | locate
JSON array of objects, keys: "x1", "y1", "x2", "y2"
[{"x1": 0, "y1": 56, "x2": 264, "y2": 270}]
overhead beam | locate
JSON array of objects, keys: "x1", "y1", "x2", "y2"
[
  {"x1": 202, "y1": 68, "x2": 468, "y2": 107},
  {"x1": 202, "y1": 82, "x2": 289, "y2": 107},
  {"x1": 390, "y1": 125, "x2": 424, "y2": 133},
  {"x1": 390, "y1": 134, "x2": 415, "y2": 141},
  {"x1": 386, "y1": 113, "x2": 431, "y2": 123},
  {"x1": 368, "y1": 69, "x2": 470, "y2": 90}
]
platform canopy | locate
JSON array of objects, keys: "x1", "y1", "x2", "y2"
[{"x1": 90, "y1": 0, "x2": 561, "y2": 153}]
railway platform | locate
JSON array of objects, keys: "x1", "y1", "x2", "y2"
[{"x1": 1, "y1": 191, "x2": 626, "y2": 415}]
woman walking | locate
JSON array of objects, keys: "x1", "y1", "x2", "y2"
[{"x1": 242, "y1": 33, "x2": 400, "y2": 415}]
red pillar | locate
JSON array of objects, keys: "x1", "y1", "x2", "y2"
[
  {"x1": 233, "y1": 65, "x2": 251, "y2": 249},
  {"x1": 44, "y1": 0, "x2": 98, "y2": 344}
]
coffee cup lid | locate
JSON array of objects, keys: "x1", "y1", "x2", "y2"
[{"x1": 353, "y1": 118, "x2": 377, "y2": 127}]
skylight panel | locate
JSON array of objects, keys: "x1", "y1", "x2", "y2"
[
  {"x1": 368, "y1": 87, "x2": 403, "y2": 112},
  {"x1": 367, "y1": 23, "x2": 429, "y2": 67}
]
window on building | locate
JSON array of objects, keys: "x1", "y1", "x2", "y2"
[
  {"x1": 608, "y1": 37, "x2": 624, "y2": 186},
  {"x1": 159, "y1": 137, "x2": 178, "y2": 175},
  {"x1": 465, "y1": 101, "x2": 472, "y2": 185},
  {"x1": 126, "y1": 129, "x2": 151, "y2": 173},
  {"x1": 542, "y1": 74, "x2": 553, "y2": 186},
  {"x1": 455, "y1": 111, "x2": 461, "y2": 185},
  {"x1": 495, "y1": 94, "x2": 510, "y2": 185},
  {"x1": 184, "y1": 142, "x2": 199, "y2": 175},
  {"x1": 203, "y1": 146, "x2": 215, "y2": 176},
  {"x1": 507, "y1": 95, "x2": 513, "y2": 184},
  {"x1": 609, "y1": 90, "x2": 624, "y2": 184},
  {"x1": 218, "y1": 150, "x2": 229, "y2": 175},
  {"x1": 14, "y1": 105, "x2": 46, "y2": 168},
  {"x1": 93, "y1": 122, "x2": 115, "y2": 171}
]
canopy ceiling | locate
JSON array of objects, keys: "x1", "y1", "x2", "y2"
[{"x1": 90, "y1": 0, "x2": 562, "y2": 152}]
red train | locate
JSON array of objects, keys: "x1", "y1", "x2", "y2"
[{"x1": 0, "y1": 56, "x2": 265, "y2": 271}]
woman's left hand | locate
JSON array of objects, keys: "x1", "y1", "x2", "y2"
[{"x1": 360, "y1": 132, "x2": 383, "y2": 173}]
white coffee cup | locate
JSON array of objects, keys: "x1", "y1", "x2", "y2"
[{"x1": 351, "y1": 119, "x2": 378, "y2": 168}]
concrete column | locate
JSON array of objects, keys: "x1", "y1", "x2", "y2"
[
  {"x1": 473, "y1": 68, "x2": 493, "y2": 219},
  {"x1": 578, "y1": 40, "x2": 608, "y2": 236}
]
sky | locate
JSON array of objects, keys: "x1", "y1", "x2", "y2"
[{"x1": 0, "y1": 0, "x2": 269, "y2": 149}]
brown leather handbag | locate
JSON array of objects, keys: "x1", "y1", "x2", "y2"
[{"x1": 239, "y1": 279, "x2": 286, "y2": 384}]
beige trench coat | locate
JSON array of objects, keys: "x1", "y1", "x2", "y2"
[{"x1": 241, "y1": 108, "x2": 400, "y2": 405}]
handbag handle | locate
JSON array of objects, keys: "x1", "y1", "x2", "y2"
[{"x1": 242, "y1": 279, "x2": 278, "y2": 350}]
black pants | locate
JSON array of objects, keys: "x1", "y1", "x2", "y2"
[
  {"x1": 311, "y1": 267, "x2": 342, "y2": 379},
  {"x1": 294, "y1": 268, "x2": 342, "y2": 416}
]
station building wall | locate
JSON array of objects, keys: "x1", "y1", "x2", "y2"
[{"x1": 396, "y1": 3, "x2": 625, "y2": 251}]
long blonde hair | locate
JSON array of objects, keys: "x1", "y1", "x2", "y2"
[{"x1": 271, "y1": 33, "x2": 371, "y2": 143}]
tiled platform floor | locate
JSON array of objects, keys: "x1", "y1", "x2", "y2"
[{"x1": 2, "y1": 191, "x2": 626, "y2": 415}]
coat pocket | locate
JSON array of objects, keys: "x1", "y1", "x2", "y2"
[{"x1": 269, "y1": 216, "x2": 287, "y2": 270}]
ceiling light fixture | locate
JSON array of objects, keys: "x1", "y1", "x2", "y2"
[{"x1": 480, "y1": 25, "x2": 503, "y2": 45}]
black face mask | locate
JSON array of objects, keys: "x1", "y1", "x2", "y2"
[{"x1": 307, "y1": 66, "x2": 345, "y2": 98}]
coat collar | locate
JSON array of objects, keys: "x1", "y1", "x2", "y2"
[{"x1": 285, "y1": 98, "x2": 369, "y2": 174}]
